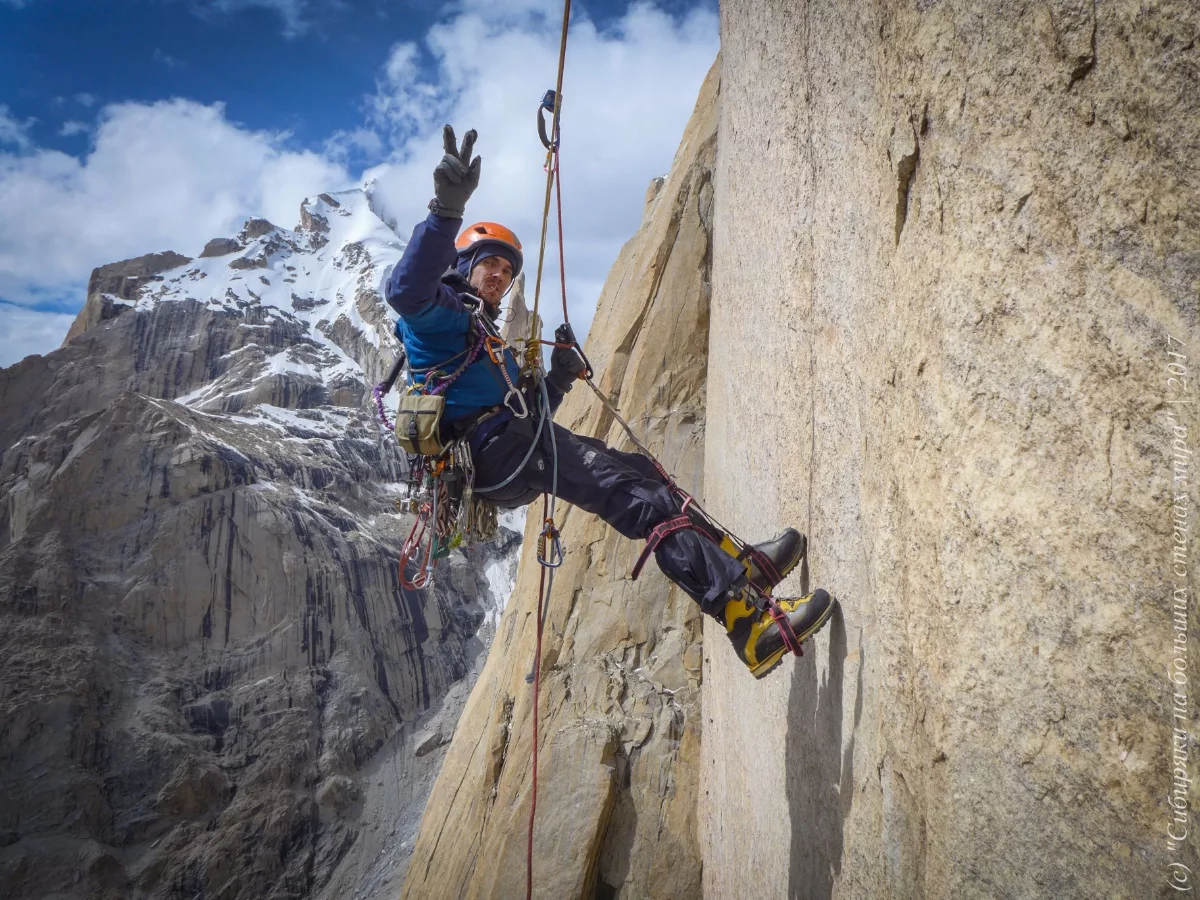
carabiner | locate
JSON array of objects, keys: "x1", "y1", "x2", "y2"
[
  {"x1": 504, "y1": 387, "x2": 530, "y2": 419},
  {"x1": 538, "y1": 89, "x2": 560, "y2": 151},
  {"x1": 485, "y1": 335, "x2": 507, "y2": 366},
  {"x1": 537, "y1": 518, "x2": 565, "y2": 568}
]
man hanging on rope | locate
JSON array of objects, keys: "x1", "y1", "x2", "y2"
[{"x1": 384, "y1": 126, "x2": 838, "y2": 679}]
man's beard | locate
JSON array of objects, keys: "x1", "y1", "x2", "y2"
[
  {"x1": 480, "y1": 294, "x2": 502, "y2": 320},
  {"x1": 476, "y1": 279, "x2": 506, "y2": 305}
]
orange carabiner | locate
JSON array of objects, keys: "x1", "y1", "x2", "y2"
[{"x1": 485, "y1": 335, "x2": 507, "y2": 366}]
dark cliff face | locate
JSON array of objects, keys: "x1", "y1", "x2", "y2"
[
  {"x1": 0, "y1": 190, "x2": 512, "y2": 899},
  {"x1": 62, "y1": 251, "x2": 196, "y2": 344}
]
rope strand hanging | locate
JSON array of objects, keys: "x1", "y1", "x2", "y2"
[{"x1": 525, "y1": 2, "x2": 572, "y2": 896}]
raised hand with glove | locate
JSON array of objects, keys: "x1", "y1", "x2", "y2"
[
  {"x1": 548, "y1": 323, "x2": 587, "y2": 392},
  {"x1": 429, "y1": 124, "x2": 481, "y2": 219}
]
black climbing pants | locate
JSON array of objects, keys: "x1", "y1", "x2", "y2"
[{"x1": 472, "y1": 415, "x2": 745, "y2": 617}]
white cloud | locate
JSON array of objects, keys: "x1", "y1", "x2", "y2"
[
  {"x1": 0, "y1": 306, "x2": 76, "y2": 369},
  {"x1": 323, "y1": 126, "x2": 384, "y2": 165},
  {"x1": 363, "y1": 1, "x2": 719, "y2": 344},
  {"x1": 0, "y1": 99, "x2": 351, "y2": 309},
  {"x1": 0, "y1": 1, "x2": 717, "y2": 357},
  {"x1": 153, "y1": 48, "x2": 182, "y2": 69},
  {"x1": 75, "y1": 93, "x2": 96, "y2": 108},
  {"x1": 11, "y1": 0, "x2": 335, "y2": 39},
  {"x1": 366, "y1": 42, "x2": 446, "y2": 141},
  {"x1": 59, "y1": 121, "x2": 88, "y2": 137},
  {"x1": 0, "y1": 106, "x2": 35, "y2": 151}
]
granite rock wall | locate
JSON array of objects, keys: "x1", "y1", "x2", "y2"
[{"x1": 703, "y1": 1, "x2": 1199, "y2": 897}]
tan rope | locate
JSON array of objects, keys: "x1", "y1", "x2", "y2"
[{"x1": 526, "y1": 0, "x2": 573, "y2": 362}]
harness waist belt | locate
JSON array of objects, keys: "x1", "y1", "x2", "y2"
[{"x1": 442, "y1": 404, "x2": 505, "y2": 443}]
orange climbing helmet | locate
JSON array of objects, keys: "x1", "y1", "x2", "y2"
[{"x1": 455, "y1": 221, "x2": 523, "y2": 280}]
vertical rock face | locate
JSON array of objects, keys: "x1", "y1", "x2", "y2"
[
  {"x1": 0, "y1": 190, "x2": 518, "y2": 899},
  {"x1": 400, "y1": 60, "x2": 719, "y2": 900},
  {"x1": 63, "y1": 251, "x2": 194, "y2": 343},
  {"x1": 705, "y1": 2, "x2": 1197, "y2": 898}
]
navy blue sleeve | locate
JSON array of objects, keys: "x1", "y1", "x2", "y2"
[{"x1": 385, "y1": 213, "x2": 463, "y2": 317}]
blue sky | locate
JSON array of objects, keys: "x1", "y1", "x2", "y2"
[
  {"x1": 0, "y1": 0, "x2": 719, "y2": 366},
  {"x1": 5, "y1": 0, "x2": 462, "y2": 171}
]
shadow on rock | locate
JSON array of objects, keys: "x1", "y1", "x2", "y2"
[{"x1": 786, "y1": 602, "x2": 862, "y2": 899}]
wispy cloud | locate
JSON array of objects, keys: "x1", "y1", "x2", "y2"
[
  {"x1": 59, "y1": 121, "x2": 89, "y2": 137},
  {"x1": 323, "y1": 126, "x2": 384, "y2": 165},
  {"x1": 153, "y1": 48, "x2": 183, "y2": 68},
  {"x1": 0, "y1": 106, "x2": 35, "y2": 151},
  {"x1": 75, "y1": 93, "x2": 96, "y2": 108},
  {"x1": 188, "y1": 0, "x2": 335, "y2": 39}
]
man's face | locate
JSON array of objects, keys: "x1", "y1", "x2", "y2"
[{"x1": 469, "y1": 255, "x2": 514, "y2": 307}]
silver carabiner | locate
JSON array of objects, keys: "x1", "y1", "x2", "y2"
[{"x1": 504, "y1": 387, "x2": 530, "y2": 419}]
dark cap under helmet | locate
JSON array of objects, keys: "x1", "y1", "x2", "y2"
[{"x1": 454, "y1": 221, "x2": 523, "y2": 280}]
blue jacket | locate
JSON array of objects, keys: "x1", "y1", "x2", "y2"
[{"x1": 385, "y1": 212, "x2": 563, "y2": 435}]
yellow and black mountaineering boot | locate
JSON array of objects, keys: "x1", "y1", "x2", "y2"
[
  {"x1": 719, "y1": 582, "x2": 837, "y2": 679},
  {"x1": 698, "y1": 519, "x2": 807, "y2": 591},
  {"x1": 741, "y1": 527, "x2": 807, "y2": 592}
]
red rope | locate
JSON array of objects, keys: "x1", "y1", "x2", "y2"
[
  {"x1": 527, "y1": 495, "x2": 549, "y2": 899},
  {"x1": 767, "y1": 599, "x2": 804, "y2": 657},
  {"x1": 528, "y1": 100, "x2": 569, "y2": 900},
  {"x1": 400, "y1": 505, "x2": 433, "y2": 589},
  {"x1": 631, "y1": 515, "x2": 693, "y2": 580}
]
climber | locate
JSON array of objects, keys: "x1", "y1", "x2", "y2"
[{"x1": 384, "y1": 125, "x2": 838, "y2": 679}]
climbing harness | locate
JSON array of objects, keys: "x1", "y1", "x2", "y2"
[{"x1": 372, "y1": 306, "x2": 520, "y2": 591}]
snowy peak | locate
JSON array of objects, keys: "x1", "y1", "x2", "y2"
[
  {"x1": 61, "y1": 187, "x2": 407, "y2": 427},
  {"x1": 298, "y1": 192, "x2": 342, "y2": 239}
]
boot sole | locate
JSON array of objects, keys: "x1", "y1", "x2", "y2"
[{"x1": 749, "y1": 595, "x2": 839, "y2": 680}]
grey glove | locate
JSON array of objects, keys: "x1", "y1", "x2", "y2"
[
  {"x1": 549, "y1": 323, "x2": 587, "y2": 392},
  {"x1": 429, "y1": 124, "x2": 480, "y2": 219}
]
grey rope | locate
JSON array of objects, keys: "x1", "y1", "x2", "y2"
[{"x1": 472, "y1": 379, "x2": 548, "y2": 494}]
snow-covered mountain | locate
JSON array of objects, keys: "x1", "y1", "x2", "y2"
[
  {"x1": 0, "y1": 189, "x2": 521, "y2": 900},
  {"x1": 86, "y1": 189, "x2": 402, "y2": 413}
]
